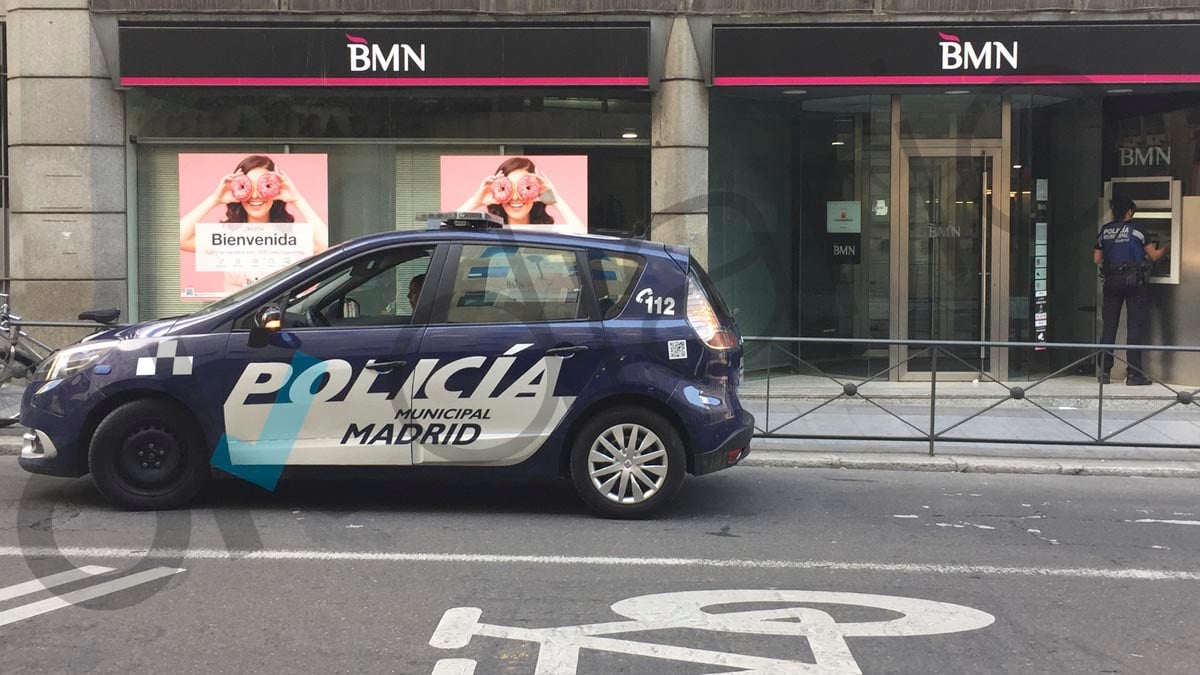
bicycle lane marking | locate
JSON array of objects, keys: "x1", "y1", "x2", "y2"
[{"x1": 429, "y1": 589, "x2": 997, "y2": 674}]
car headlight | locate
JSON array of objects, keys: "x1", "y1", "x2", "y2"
[{"x1": 39, "y1": 342, "x2": 116, "y2": 381}]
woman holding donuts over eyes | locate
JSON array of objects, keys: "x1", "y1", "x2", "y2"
[
  {"x1": 180, "y1": 154, "x2": 329, "y2": 294},
  {"x1": 455, "y1": 156, "x2": 584, "y2": 230},
  {"x1": 180, "y1": 154, "x2": 328, "y2": 253}
]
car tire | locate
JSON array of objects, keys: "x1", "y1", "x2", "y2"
[
  {"x1": 88, "y1": 399, "x2": 209, "y2": 510},
  {"x1": 569, "y1": 406, "x2": 686, "y2": 519}
]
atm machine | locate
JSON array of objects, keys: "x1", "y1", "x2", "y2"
[
  {"x1": 1101, "y1": 177, "x2": 1182, "y2": 284},
  {"x1": 1095, "y1": 176, "x2": 1189, "y2": 382}
]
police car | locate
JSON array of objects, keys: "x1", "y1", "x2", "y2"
[{"x1": 19, "y1": 213, "x2": 753, "y2": 518}]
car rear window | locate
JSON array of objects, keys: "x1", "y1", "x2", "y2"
[{"x1": 588, "y1": 250, "x2": 645, "y2": 319}]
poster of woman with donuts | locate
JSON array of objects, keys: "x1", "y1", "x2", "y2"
[
  {"x1": 179, "y1": 153, "x2": 329, "y2": 300},
  {"x1": 444, "y1": 155, "x2": 587, "y2": 234}
]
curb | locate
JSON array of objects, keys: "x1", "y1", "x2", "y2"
[
  {"x1": 742, "y1": 450, "x2": 1200, "y2": 479},
  {"x1": 0, "y1": 437, "x2": 21, "y2": 456}
]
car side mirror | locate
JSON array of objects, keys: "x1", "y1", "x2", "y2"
[
  {"x1": 248, "y1": 305, "x2": 283, "y2": 348},
  {"x1": 256, "y1": 305, "x2": 283, "y2": 331}
]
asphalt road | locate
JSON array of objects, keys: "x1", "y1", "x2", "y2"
[{"x1": 2, "y1": 458, "x2": 1199, "y2": 674}]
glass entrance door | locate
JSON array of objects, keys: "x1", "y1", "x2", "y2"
[{"x1": 897, "y1": 147, "x2": 1004, "y2": 380}]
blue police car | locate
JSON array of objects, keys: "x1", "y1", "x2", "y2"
[{"x1": 18, "y1": 213, "x2": 752, "y2": 518}]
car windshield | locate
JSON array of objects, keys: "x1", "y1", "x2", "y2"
[{"x1": 190, "y1": 246, "x2": 344, "y2": 317}]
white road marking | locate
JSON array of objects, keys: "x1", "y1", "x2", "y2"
[
  {"x1": 0, "y1": 567, "x2": 184, "y2": 628},
  {"x1": 431, "y1": 659, "x2": 477, "y2": 674},
  {"x1": 1, "y1": 546, "x2": 1197, "y2": 581},
  {"x1": 0, "y1": 566, "x2": 112, "y2": 603},
  {"x1": 892, "y1": 514, "x2": 920, "y2": 519},
  {"x1": 1129, "y1": 518, "x2": 1200, "y2": 526},
  {"x1": 430, "y1": 589, "x2": 995, "y2": 674}
]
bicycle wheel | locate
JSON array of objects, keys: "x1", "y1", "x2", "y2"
[{"x1": 0, "y1": 338, "x2": 15, "y2": 386}]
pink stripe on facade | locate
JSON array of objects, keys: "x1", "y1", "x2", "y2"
[
  {"x1": 713, "y1": 74, "x2": 1200, "y2": 86},
  {"x1": 120, "y1": 76, "x2": 650, "y2": 87}
]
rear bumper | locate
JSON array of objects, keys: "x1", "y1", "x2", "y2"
[{"x1": 691, "y1": 408, "x2": 754, "y2": 476}]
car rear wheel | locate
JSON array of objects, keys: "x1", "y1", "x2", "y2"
[
  {"x1": 569, "y1": 406, "x2": 685, "y2": 519},
  {"x1": 88, "y1": 399, "x2": 209, "y2": 510}
]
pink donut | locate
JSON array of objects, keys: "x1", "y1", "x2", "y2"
[
  {"x1": 231, "y1": 174, "x2": 253, "y2": 201},
  {"x1": 516, "y1": 174, "x2": 541, "y2": 202},
  {"x1": 491, "y1": 176, "x2": 513, "y2": 203},
  {"x1": 257, "y1": 172, "x2": 282, "y2": 200}
]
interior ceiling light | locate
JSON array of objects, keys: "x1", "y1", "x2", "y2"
[
  {"x1": 783, "y1": 89, "x2": 808, "y2": 95},
  {"x1": 831, "y1": 141, "x2": 846, "y2": 146},
  {"x1": 621, "y1": 130, "x2": 639, "y2": 139},
  {"x1": 945, "y1": 89, "x2": 970, "y2": 95},
  {"x1": 1107, "y1": 88, "x2": 1134, "y2": 94}
]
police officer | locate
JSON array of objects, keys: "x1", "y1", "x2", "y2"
[{"x1": 1094, "y1": 198, "x2": 1168, "y2": 385}]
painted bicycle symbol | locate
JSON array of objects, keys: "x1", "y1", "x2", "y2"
[{"x1": 429, "y1": 589, "x2": 995, "y2": 674}]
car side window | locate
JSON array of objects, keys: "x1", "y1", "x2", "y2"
[
  {"x1": 445, "y1": 244, "x2": 584, "y2": 324},
  {"x1": 588, "y1": 250, "x2": 645, "y2": 319},
  {"x1": 271, "y1": 246, "x2": 432, "y2": 329}
]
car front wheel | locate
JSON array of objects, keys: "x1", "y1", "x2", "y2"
[
  {"x1": 88, "y1": 399, "x2": 209, "y2": 510},
  {"x1": 569, "y1": 406, "x2": 686, "y2": 519}
]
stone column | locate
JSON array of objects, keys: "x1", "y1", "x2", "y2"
[
  {"x1": 6, "y1": 1, "x2": 126, "y2": 347},
  {"x1": 650, "y1": 16, "x2": 709, "y2": 266}
]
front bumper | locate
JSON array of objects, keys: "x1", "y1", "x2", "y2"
[
  {"x1": 17, "y1": 378, "x2": 91, "y2": 478},
  {"x1": 17, "y1": 424, "x2": 85, "y2": 477}
]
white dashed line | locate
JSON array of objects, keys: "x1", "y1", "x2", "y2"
[{"x1": 1128, "y1": 519, "x2": 1200, "y2": 526}]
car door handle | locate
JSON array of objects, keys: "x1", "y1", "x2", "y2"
[
  {"x1": 365, "y1": 359, "x2": 407, "y2": 372},
  {"x1": 545, "y1": 345, "x2": 588, "y2": 357}
]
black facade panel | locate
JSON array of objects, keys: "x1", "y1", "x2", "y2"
[
  {"x1": 119, "y1": 24, "x2": 650, "y2": 85},
  {"x1": 714, "y1": 24, "x2": 1200, "y2": 82}
]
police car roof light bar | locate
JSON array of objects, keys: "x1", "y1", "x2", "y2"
[{"x1": 418, "y1": 211, "x2": 506, "y2": 231}]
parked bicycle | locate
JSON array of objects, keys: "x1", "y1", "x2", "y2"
[
  {"x1": 0, "y1": 289, "x2": 121, "y2": 427},
  {"x1": 0, "y1": 292, "x2": 54, "y2": 385}
]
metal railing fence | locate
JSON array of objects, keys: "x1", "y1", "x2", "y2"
[{"x1": 742, "y1": 336, "x2": 1200, "y2": 455}]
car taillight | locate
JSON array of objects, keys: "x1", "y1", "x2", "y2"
[{"x1": 686, "y1": 277, "x2": 737, "y2": 350}]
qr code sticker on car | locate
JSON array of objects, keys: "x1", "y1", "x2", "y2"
[{"x1": 668, "y1": 340, "x2": 688, "y2": 360}]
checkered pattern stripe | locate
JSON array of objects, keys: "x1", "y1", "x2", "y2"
[{"x1": 135, "y1": 340, "x2": 193, "y2": 377}]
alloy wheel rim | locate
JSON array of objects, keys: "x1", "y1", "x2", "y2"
[{"x1": 588, "y1": 423, "x2": 668, "y2": 505}]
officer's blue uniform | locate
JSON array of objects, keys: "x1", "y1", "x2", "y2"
[{"x1": 1094, "y1": 219, "x2": 1151, "y2": 379}]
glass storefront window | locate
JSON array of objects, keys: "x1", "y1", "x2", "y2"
[
  {"x1": 900, "y1": 94, "x2": 1002, "y2": 139},
  {"x1": 128, "y1": 91, "x2": 650, "y2": 320},
  {"x1": 709, "y1": 92, "x2": 891, "y2": 376}
]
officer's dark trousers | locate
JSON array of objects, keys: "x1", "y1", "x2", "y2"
[{"x1": 1099, "y1": 278, "x2": 1150, "y2": 375}]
